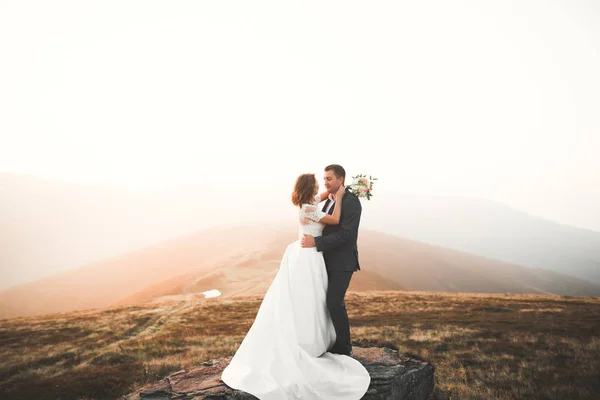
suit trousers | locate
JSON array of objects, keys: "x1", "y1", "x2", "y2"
[{"x1": 326, "y1": 269, "x2": 354, "y2": 354}]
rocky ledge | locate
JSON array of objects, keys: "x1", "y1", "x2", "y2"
[{"x1": 122, "y1": 347, "x2": 434, "y2": 400}]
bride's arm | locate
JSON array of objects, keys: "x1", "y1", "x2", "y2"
[
  {"x1": 317, "y1": 191, "x2": 329, "y2": 203},
  {"x1": 318, "y1": 187, "x2": 344, "y2": 225}
]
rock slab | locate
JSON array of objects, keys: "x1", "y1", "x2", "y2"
[{"x1": 122, "y1": 347, "x2": 434, "y2": 400}]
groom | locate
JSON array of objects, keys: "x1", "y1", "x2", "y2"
[{"x1": 301, "y1": 164, "x2": 362, "y2": 357}]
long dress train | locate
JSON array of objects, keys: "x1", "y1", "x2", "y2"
[{"x1": 220, "y1": 201, "x2": 370, "y2": 399}]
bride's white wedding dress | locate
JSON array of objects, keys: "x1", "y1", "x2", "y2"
[{"x1": 220, "y1": 197, "x2": 370, "y2": 399}]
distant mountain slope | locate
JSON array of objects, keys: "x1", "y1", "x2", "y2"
[
  {"x1": 4, "y1": 172, "x2": 599, "y2": 294},
  {"x1": 362, "y1": 194, "x2": 600, "y2": 283},
  {"x1": 0, "y1": 171, "x2": 292, "y2": 290},
  {"x1": 2, "y1": 226, "x2": 599, "y2": 320},
  {"x1": 357, "y1": 230, "x2": 600, "y2": 296}
]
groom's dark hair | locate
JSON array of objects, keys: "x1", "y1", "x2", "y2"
[{"x1": 324, "y1": 164, "x2": 346, "y2": 184}]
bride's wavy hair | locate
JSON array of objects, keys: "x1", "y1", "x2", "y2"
[{"x1": 292, "y1": 173, "x2": 317, "y2": 207}]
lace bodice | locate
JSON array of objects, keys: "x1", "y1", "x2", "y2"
[{"x1": 298, "y1": 194, "x2": 327, "y2": 238}]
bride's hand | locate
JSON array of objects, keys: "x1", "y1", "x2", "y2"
[{"x1": 336, "y1": 185, "x2": 345, "y2": 199}]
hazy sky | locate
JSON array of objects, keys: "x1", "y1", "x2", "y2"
[{"x1": 1, "y1": 0, "x2": 599, "y2": 230}]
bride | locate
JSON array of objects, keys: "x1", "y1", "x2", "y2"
[{"x1": 220, "y1": 173, "x2": 371, "y2": 399}]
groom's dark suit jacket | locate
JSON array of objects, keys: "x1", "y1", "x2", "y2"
[{"x1": 314, "y1": 187, "x2": 361, "y2": 272}]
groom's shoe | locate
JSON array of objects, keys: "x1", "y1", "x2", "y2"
[
  {"x1": 345, "y1": 343, "x2": 354, "y2": 357},
  {"x1": 329, "y1": 345, "x2": 353, "y2": 357},
  {"x1": 338, "y1": 345, "x2": 353, "y2": 357}
]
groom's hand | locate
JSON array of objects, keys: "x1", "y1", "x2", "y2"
[{"x1": 301, "y1": 234, "x2": 316, "y2": 248}]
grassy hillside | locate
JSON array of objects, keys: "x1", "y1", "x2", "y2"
[{"x1": 1, "y1": 291, "x2": 599, "y2": 399}]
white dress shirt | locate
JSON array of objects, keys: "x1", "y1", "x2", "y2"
[{"x1": 323, "y1": 193, "x2": 336, "y2": 214}]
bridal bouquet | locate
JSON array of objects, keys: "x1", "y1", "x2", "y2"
[{"x1": 348, "y1": 174, "x2": 377, "y2": 200}]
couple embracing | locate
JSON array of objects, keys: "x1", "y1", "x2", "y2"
[{"x1": 221, "y1": 164, "x2": 370, "y2": 399}]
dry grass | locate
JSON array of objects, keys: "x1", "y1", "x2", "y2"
[{"x1": 1, "y1": 291, "x2": 599, "y2": 399}]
